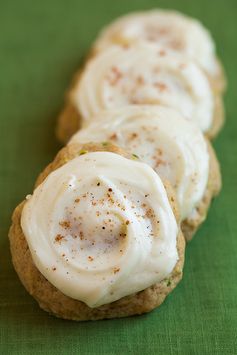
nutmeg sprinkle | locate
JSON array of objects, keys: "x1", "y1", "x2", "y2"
[
  {"x1": 113, "y1": 267, "x2": 120, "y2": 274},
  {"x1": 54, "y1": 234, "x2": 64, "y2": 243},
  {"x1": 109, "y1": 133, "x2": 117, "y2": 140},
  {"x1": 59, "y1": 220, "x2": 71, "y2": 229}
]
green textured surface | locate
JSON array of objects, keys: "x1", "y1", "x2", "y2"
[{"x1": 0, "y1": 0, "x2": 237, "y2": 354}]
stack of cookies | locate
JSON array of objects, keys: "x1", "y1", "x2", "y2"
[{"x1": 9, "y1": 10, "x2": 226, "y2": 321}]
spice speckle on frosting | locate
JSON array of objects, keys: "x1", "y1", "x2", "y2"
[
  {"x1": 113, "y1": 267, "x2": 120, "y2": 274},
  {"x1": 154, "y1": 81, "x2": 167, "y2": 92},
  {"x1": 107, "y1": 66, "x2": 123, "y2": 86},
  {"x1": 54, "y1": 234, "x2": 65, "y2": 243},
  {"x1": 59, "y1": 220, "x2": 71, "y2": 229},
  {"x1": 109, "y1": 133, "x2": 117, "y2": 140},
  {"x1": 158, "y1": 49, "x2": 166, "y2": 56}
]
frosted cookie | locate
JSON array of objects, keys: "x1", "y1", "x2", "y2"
[
  {"x1": 69, "y1": 106, "x2": 222, "y2": 240},
  {"x1": 57, "y1": 44, "x2": 224, "y2": 143},
  {"x1": 92, "y1": 9, "x2": 226, "y2": 93},
  {"x1": 9, "y1": 142, "x2": 185, "y2": 321}
]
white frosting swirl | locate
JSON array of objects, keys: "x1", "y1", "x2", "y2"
[
  {"x1": 73, "y1": 44, "x2": 214, "y2": 132},
  {"x1": 21, "y1": 152, "x2": 178, "y2": 308},
  {"x1": 93, "y1": 9, "x2": 220, "y2": 78},
  {"x1": 69, "y1": 106, "x2": 209, "y2": 220}
]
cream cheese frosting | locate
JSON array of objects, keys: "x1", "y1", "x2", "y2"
[
  {"x1": 69, "y1": 106, "x2": 209, "y2": 220},
  {"x1": 92, "y1": 9, "x2": 220, "y2": 79},
  {"x1": 21, "y1": 151, "x2": 178, "y2": 308},
  {"x1": 73, "y1": 44, "x2": 214, "y2": 132}
]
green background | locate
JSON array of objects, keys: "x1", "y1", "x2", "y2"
[{"x1": 0, "y1": 0, "x2": 237, "y2": 354}]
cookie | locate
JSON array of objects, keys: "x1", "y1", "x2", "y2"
[
  {"x1": 68, "y1": 106, "x2": 222, "y2": 240},
  {"x1": 56, "y1": 44, "x2": 224, "y2": 143},
  {"x1": 92, "y1": 9, "x2": 226, "y2": 93},
  {"x1": 9, "y1": 142, "x2": 185, "y2": 320}
]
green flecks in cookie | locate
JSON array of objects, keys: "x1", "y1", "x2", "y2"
[
  {"x1": 132, "y1": 153, "x2": 139, "y2": 160},
  {"x1": 79, "y1": 150, "x2": 88, "y2": 155}
]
